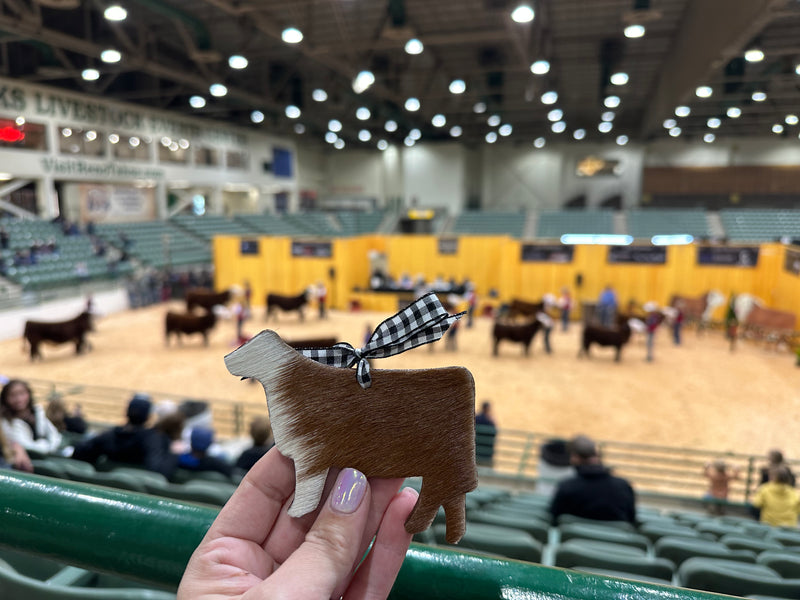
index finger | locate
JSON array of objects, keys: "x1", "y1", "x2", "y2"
[{"x1": 204, "y1": 446, "x2": 295, "y2": 544}]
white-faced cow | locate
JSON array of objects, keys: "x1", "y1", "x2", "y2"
[
  {"x1": 266, "y1": 290, "x2": 308, "y2": 321},
  {"x1": 185, "y1": 288, "x2": 231, "y2": 313},
  {"x1": 23, "y1": 311, "x2": 93, "y2": 361}
]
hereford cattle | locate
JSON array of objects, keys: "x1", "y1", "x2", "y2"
[
  {"x1": 492, "y1": 319, "x2": 542, "y2": 356},
  {"x1": 506, "y1": 298, "x2": 545, "y2": 320},
  {"x1": 266, "y1": 290, "x2": 308, "y2": 321},
  {"x1": 185, "y1": 288, "x2": 231, "y2": 313},
  {"x1": 579, "y1": 316, "x2": 632, "y2": 362},
  {"x1": 225, "y1": 329, "x2": 478, "y2": 544},
  {"x1": 165, "y1": 310, "x2": 217, "y2": 346},
  {"x1": 23, "y1": 311, "x2": 93, "y2": 361},
  {"x1": 743, "y1": 305, "x2": 797, "y2": 348}
]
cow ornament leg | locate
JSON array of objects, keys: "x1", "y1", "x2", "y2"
[{"x1": 290, "y1": 469, "x2": 330, "y2": 517}]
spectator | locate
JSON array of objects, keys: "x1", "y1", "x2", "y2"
[
  {"x1": 550, "y1": 434, "x2": 636, "y2": 524},
  {"x1": 72, "y1": 393, "x2": 177, "y2": 478},
  {"x1": 558, "y1": 287, "x2": 572, "y2": 332},
  {"x1": 760, "y1": 449, "x2": 795, "y2": 486},
  {"x1": 474, "y1": 401, "x2": 497, "y2": 467},
  {"x1": 672, "y1": 301, "x2": 685, "y2": 345},
  {"x1": 751, "y1": 465, "x2": 800, "y2": 527},
  {"x1": 536, "y1": 438, "x2": 574, "y2": 498},
  {"x1": 0, "y1": 379, "x2": 62, "y2": 454},
  {"x1": 644, "y1": 303, "x2": 662, "y2": 362},
  {"x1": 465, "y1": 282, "x2": 477, "y2": 328},
  {"x1": 703, "y1": 460, "x2": 739, "y2": 515},
  {"x1": 45, "y1": 397, "x2": 88, "y2": 435},
  {"x1": 153, "y1": 409, "x2": 188, "y2": 455},
  {"x1": 316, "y1": 281, "x2": 327, "y2": 319},
  {"x1": 178, "y1": 426, "x2": 233, "y2": 479},
  {"x1": 597, "y1": 285, "x2": 618, "y2": 327},
  {"x1": 445, "y1": 318, "x2": 460, "y2": 351},
  {"x1": 235, "y1": 416, "x2": 274, "y2": 472},
  {"x1": 0, "y1": 426, "x2": 32, "y2": 472}
]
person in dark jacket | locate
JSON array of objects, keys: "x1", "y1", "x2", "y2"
[
  {"x1": 235, "y1": 416, "x2": 274, "y2": 472},
  {"x1": 179, "y1": 427, "x2": 233, "y2": 479},
  {"x1": 72, "y1": 394, "x2": 177, "y2": 479},
  {"x1": 549, "y1": 434, "x2": 636, "y2": 524}
]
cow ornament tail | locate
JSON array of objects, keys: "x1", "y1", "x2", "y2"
[{"x1": 224, "y1": 293, "x2": 476, "y2": 543}]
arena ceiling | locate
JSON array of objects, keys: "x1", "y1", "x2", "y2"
[{"x1": 1, "y1": 0, "x2": 799, "y2": 148}]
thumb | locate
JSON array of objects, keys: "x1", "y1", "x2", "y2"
[{"x1": 255, "y1": 468, "x2": 370, "y2": 599}]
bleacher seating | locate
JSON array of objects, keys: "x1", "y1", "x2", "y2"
[
  {"x1": 719, "y1": 209, "x2": 800, "y2": 242},
  {"x1": 234, "y1": 213, "x2": 319, "y2": 236},
  {"x1": 170, "y1": 214, "x2": 257, "y2": 240},
  {"x1": 626, "y1": 209, "x2": 710, "y2": 240},
  {"x1": 452, "y1": 210, "x2": 526, "y2": 237},
  {"x1": 336, "y1": 210, "x2": 385, "y2": 235},
  {"x1": 536, "y1": 210, "x2": 615, "y2": 238},
  {"x1": 94, "y1": 220, "x2": 210, "y2": 268}
]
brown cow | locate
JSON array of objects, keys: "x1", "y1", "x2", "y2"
[
  {"x1": 578, "y1": 316, "x2": 632, "y2": 362},
  {"x1": 186, "y1": 288, "x2": 231, "y2": 313},
  {"x1": 23, "y1": 311, "x2": 93, "y2": 361},
  {"x1": 266, "y1": 290, "x2": 308, "y2": 321},
  {"x1": 506, "y1": 298, "x2": 545, "y2": 320},
  {"x1": 165, "y1": 310, "x2": 217, "y2": 346},
  {"x1": 492, "y1": 319, "x2": 542, "y2": 356},
  {"x1": 224, "y1": 329, "x2": 478, "y2": 544}
]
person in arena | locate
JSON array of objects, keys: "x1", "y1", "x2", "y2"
[
  {"x1": 235, "y1": 416, "x2": 274, "y2": 473},
  {"x1": 751, "y1": 465, "x2": 800, "y2": 527},
  {"x1": 0, "y1": 379, "x2": 62, "y2": 454}
]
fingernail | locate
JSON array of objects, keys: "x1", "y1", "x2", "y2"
[{"x1": 330, "y1": 468, "x2": 367, "y2": 514}]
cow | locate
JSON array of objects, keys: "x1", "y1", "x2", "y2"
[
  {"x1": 266, "y1": 290, "x2": 308, "y2": 321},
  {"x1": 23, "y1": 311, "x2": 93, "y2": 361},
  {"x1": 669, "y1": 291, "x2": 725, "y2": 331},
  {"x1": 165, "y1": 310, "x2": 217, "y2": 346},
  {"x1": 578, "y1": 316, "x2": 632, "y2": 362},
  {"x1": 492, "y1": 319, "x2": 542, "y2": 356},
  {"x1": 224, "y1": 329, "x2": 478, "y2": 544},
  {"x1": 185, "y1": 288, "x2": 231, "y2": 313},
  {"x1": 506, "y1": 298, "x2": 545, "y2": 321}
]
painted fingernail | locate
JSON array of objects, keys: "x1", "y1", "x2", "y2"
[{"x1": 330, "y1": 468, "x2": 367, "y2": 514}]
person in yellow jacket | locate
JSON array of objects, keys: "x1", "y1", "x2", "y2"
[{"x1": 752, "y1": 465, "x2": 800, "y2": 527}]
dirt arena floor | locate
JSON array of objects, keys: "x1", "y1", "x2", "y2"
[{"x1": 1, "y1": 301, "x2": 798, "y2": 458}]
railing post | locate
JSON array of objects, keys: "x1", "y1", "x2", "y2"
[
  {"x1": 744, "y1": 455, "x2": 756, "y2": 503},
  {"x1": 234, "y1": 402, "x2": 244, "y2": 437}
]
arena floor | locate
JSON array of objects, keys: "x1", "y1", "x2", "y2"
[{"x1": 1, "y1": 301, "x2": 798, "y2": 459}]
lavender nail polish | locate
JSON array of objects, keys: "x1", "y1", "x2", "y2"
[{"x1": 331, "y1": 468, "x2": 367, "y2": 514}]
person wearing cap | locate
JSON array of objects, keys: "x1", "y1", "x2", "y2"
[
  {"x1": 178, "y1": 426, "x2": 233, "y2": 479},
  {"x1": 549, "y1": 434, "x2": 636, "y2": 524},
  {"x1": 72, "y1": 393, "x2": 177, "y2": 478}
]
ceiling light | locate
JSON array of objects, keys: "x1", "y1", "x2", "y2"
[
  {"x1": 704, "y1": 133, "x2": 715, "y2": 143},
  {"x1": 663, "y1": 118, "x2": 677, "y2": 129},
  {"x1": 404, "y1": 137, "x2": 415, "y2": 147},
  {"x1": 101, "y1": 49, "x2": 121, "y2": 63},
  {"x1": 487, "y1": 114, "x2": 501, "y2": 127},
  {"x1": 541, "y1": 91, "x2": 558, "y2": 104},
  {"x1": 312, "y1": 88, "x2": 328, "y2": 102},
  {"x1": 598, "y1": 121, "x2": 613, "y2": 133},
  {"x1": 752, "y1": 91, "x2": 767, "y2": 102},
  {"x1": 449, "y1": 79, "x2": 466, "y2": 94},
  {"x1": 695, "y1": 86, "x2": 712, "y2": 98},
  {"x1": 669, "y1": 126, "x2": 681, "y2": 137},
  {"x1": 209, "y1": 83, "x2": 227, "y2": 97},
  {"x1": 178, "y1": 138, "x2": 189, "y2": 149},
  {"x1": 573, "y1": 129, "x2": 586, "y2": 140},
  {"x1": 511, "y1": 3, "x2": 534, "y2": 23},
  {"x1": 485, "y1": 131, "x2": 498, "y2": 143},
  {"x1": 744, "y1": 48, "x2": 764, "y2": 63},
  {"x1": 786, "y1": 114, "x2": 799, "y2": 125},
  {"x1": 499, "y1": 124, "x2": 513, "y2": 137},
  {"x1": 189, "y1": 95, "x2": 206, "y2": 108},
  {"x1": 169, "y1": 141, "x2": 179, "y2": 152},
  {"x1": 547, "y1": 109, "x2": 563, "y2": 122},
  {"x1": 61, "y1": 128, "x2": 72, "y2": 137},
  {"x1": 530, "y1": 60, "x2": 550, "y2": 75},
  {"x1": 352, "y1": 70, "x2": 375, "y2": 94},
  {"x1": 228, "y1": 55, "x2": 248, "y2": 69},
  {"x1": 328, "y1": 119, "x2": 342, "y2": 132},
  {"x1": 449, "y1": 126, "x2": 463, "y2": 137},
  {"x1": 129, "y1": 136, "x2": 140, "y2": 147},
  {"x1": 160, "y1": 136, "x2": 171, "y2": 146},
  {"x1": 551, "y1": 121, "x2": 566, "y2": 133},
  {"x1": 356, "y1": 107, "x2": 371, "y2": 120},
  {"x1": 325, "y1": 132, "x2": 338, "y2": 144},
  {"x1": 384, "y1": 120, "x2": 398, "y2": 132},
  {"x1": 285, "y1": 105, "x2": 301, "y2": 119},
  {"x1": 294, "y1": 123, "x2": 306, "y2": 134},
  {"x1": 624, "y1": 24, "x2": 645, "y2": 38},
  {"x1": 616, "y1": 135, "x2": 629, "y2": 145},
  {"x1": 675, "y1": 106, "x2": 691, "y2": 117},
  {"x1": 610, "y1": 72, "x2": 629, "y2": 86},
  {"x1": 601, "y1": 111, "x2": 615, "y2": 122},
  {"x1": 796, "y1": 64, "x2": 800, "y2": 76},
  {"x1": 473, "y1": 101, "x2": 487, "y2": 113},
  {"x1": 104, "y1": 5, "x2": 127, "y2": 21},
  {"x1": 405, "y1": 97, "x2": 420, "y2": 112},
  {"x1": 108, "y1": 133, "x2": 119, "y2": 144},
  {"x1": 409, "y1": 128, "x2": 421, "y2": 140},
  {"x1": 14, "y1": 116, "x2": 24, "y2": 126},
  {"x1": 281, "y1": 27, "x2": 303, "y2": 44},
  {"x1": 250, "y1": 110, "x2": 265, "y2": 123},
  {"x1": 404, "y1": 38, "x2": 424, "y2": 55},
  {"x1": 727, "y1": 107, "x2": 741, "y2": 118},
  {"x1": 377, "y1": 139, "x2": 388, "y2": 150},
  {"x1": 707, "y1": 117, "x2": 721, "y2": 128},
  {"x1": 81, "y1": 68, "x2": 100, "y2": 81},
  {"x1": 84, "y1": 130, "x2": 97, "y2": 142},
  {"x1": 358, "y1": 129, "x2": 372, "y2": 142},
  {"x1": 773, "y1": 124, "x2": 784, "y2": 134},
  {"x1": 334, "y1": 139, "x2": 345, "y2": 150},
  {"x1": 432, "y1": 114, "x2": 446, "y2": 127},
  {"x1": 533, "y1": 137, "x2": 546, "y2": 148},
  {"x1": 604, "y1": 95, "x2": 620, "y2": 108}
]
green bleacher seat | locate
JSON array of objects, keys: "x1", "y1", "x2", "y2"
[
  {"x1": 555, "y1": 538, "x2": 677, "y2": 581},
  {"x1": 556, "y1": 514, "x2": 636, "y2": 532},
  {"x1": 467, "y1": 510, "x2": 550, "y2": 544},
  {"x1": 677, "y1": 557, "x2": 800, "y2": 597},
  {"x1": 640, "y1": 522, "x2": 702, "y2": 543},
  {"x1": 757, "y1": 550, "x2": 800, "y2": 578},
  {"x1": 720, "y1": 534, "x2": 783, "y2": 553},
  {"x1": 655, "y1": 536, "x2": 757, "y2": 566},
  {"x1": 558, "y1": 522, "x2": 650, "y2": 551},
  {"x1": 434, "y1": 522, "x2": 543, "y2": 563}
]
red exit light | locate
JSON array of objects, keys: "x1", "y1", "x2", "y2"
[{"x1": 0, "y1": 126, "x2": 25, "y2": 143}]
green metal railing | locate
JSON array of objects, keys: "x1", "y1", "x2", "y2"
[{"x1": 0, "y1": 471, "x2": 738, "y2": 600}]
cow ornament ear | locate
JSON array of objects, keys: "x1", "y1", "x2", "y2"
[{"x1": 224, "y1": 293, "x2": 478, "y2": 544}]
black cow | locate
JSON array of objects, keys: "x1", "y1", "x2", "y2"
[
  {"x1": 165, "y1": 310, "x2": 217, "y2": 346},
  {"x1": 23, "y1": 311, "x2": 93, "y2": 361},
  {"x1": 266, "y1": 291, "x2": 309, "y2": 321},
  {"x1": 579, "y1": 316, "x2": 632, "y2": 362},
  {"x1": 186, "y1": 288, "x2": 231, "y2": 312},
  {"x1": 492, "y1": 319, "x2": 542, "y2": 356}
]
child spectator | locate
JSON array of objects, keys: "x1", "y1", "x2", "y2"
[
  {"x1": 752, "y1": 465, "x2": 800, "y2": 527},
  {"x1": 703, "y1": 460, "x2": 739, "y2": 515},
  {"x1": 235, "y1": 416, "x2": 274, "y2": 472},
  {"x1": 0, "y1": 379, "x2": 62, "y2": 454}
]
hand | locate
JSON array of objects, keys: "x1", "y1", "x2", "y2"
[{"x1": 178, "y1": 447, "x2": 418, "y2": 600}]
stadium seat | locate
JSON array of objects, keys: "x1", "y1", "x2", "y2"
[
  {"x1": 655, "y1": 536, "x2": 757, "y2": 566},
  {"x1": 467, "y1": 510, "x2": 550, "y2": 543},
  {"x1": 720, "y1": 534, "x2": 783, "y2": 553},
  {"x1": 554, "y1": 539, "x2": 675, "y2": 581},
  {"x1": 47, "y1": 458, "x2": 97, "y2": 479},
  {"x1": 467, "y1": 486, "x2": 511, "y2": 506},
  {"x1": 767, "y1": 529, "x2": 800, "y2": 548},
  {"x1": 433, "y1": 522, "x2": 542, "y2": 563},
  {"x1": 555, "y1": 514, "x2": 636, "y2": 532},
  {"x1": 756, "y1": 550, "x2": 800, "y2": 578},
  {"x1": 31, "y1": 459, "x2": 67, "y2": 480},
  {"x1": 694, "y1": 520, "x2": 746, "y2": 539},
  {"x1": 558, "y1": 522, "x2": 649, "y2": 551},
  {"x1": 639, "y1": 522, "x2": 702, "y2": 543},
  {"x1": 677, "y1": 557, "x2": 800, "y2": 597}
]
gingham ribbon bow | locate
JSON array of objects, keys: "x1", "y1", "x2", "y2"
[{"x1": 300, "y1": 292, "x2": 464, "y2": 389}]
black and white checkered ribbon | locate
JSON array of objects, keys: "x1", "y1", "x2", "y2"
[{"x1": 299, "y1": 292, "x2": 464, "y2": 389}]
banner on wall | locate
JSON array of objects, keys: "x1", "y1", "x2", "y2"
[
  {"x1": 438, "y1": 238, "x2": 458, "y2": 255},
  {"x1": 784, "y1": 248, "x2": 800, "y2": 275},
  {"x1": 79, "y1": 184, "x2": 155, "y2": 223},
  {"x1": 607, "y1": 245, "x2": 667, "y2": 264},
  {"x1": 697, "y1": 246, "x2": 759, "y2": 267},
  {"x1": 521, "y1": 244, "x2": 575, "y2": 263},
  {"x1": 291, "y1": 240, "x2": 332, "y2": 258}
]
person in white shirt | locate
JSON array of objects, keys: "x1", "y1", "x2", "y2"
[{"x1": 0, "y1": 379, "x2": 62, "y2": 454}]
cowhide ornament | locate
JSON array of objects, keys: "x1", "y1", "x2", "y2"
[{"x1": 224, "y1": 329, "x2": 478, "y2": 544}]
